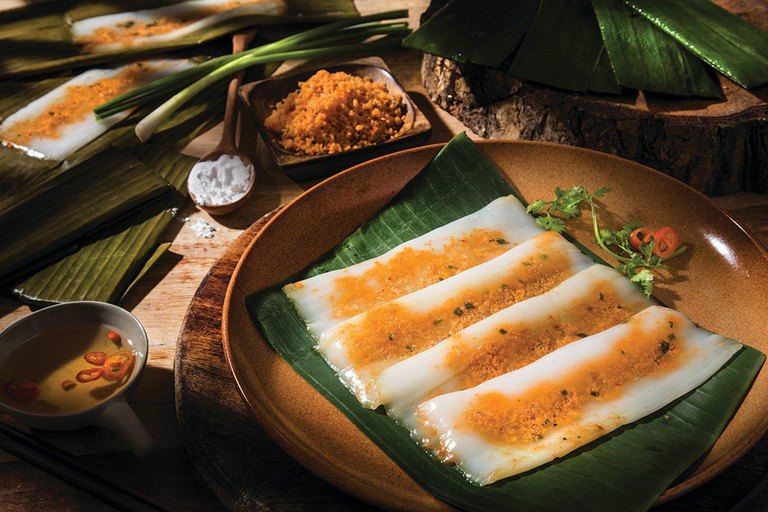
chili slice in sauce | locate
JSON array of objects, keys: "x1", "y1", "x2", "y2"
[
  {"x1": 106, "y1": 330, "x2": 122, "y2": 344},
  {"x1": 61, "y1": 380, "x2": 77, "y2": 391},
  {"x1": 102, "y1": 351, "x2": 135, "y2": 381},
  {"x1": 76, "y1": 367, "x2": 104, "y2": 383},
  {"x1": 3, "y1": 380, "x2": 41, "y2": 401},
  {"x1": 84, "y1": 351, "x2": 107, "y2": 365}
]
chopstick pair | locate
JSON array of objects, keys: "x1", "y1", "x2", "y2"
[{"x1": 0, "y1": 422, "x2": 184, "y2": 512}]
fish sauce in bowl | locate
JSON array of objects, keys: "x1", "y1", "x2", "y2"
[{"x1": 0, "y1": 323, "x2": 136, "y2": 416}]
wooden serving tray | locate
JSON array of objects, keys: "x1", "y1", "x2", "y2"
[{"x1": 174, "y1": 211, "x2": 768, "y2": 512}]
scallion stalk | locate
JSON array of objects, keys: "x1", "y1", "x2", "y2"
[
  {"x1": 134, "y1": 36, "x2": 403, "y2": 141},
  {"x1": 94, "y1": 10, "x2": 409, "y2": 122}
]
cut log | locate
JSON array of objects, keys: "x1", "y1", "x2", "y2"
[{"x1": 420, "y1": 0, "x2": 768, "y2": 195}]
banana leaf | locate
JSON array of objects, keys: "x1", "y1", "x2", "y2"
[
  {"x1": 121, "y1": 242, "x2": 172, "y2": 300},
  {"x1": 617, "y1": 0, "x2": 768, "y2": 89},
  {"x1": 0, "y1": 147, "x2": 172, "y2": 282},
  {"x1": 13, "y1": 146, "x2": 197, "y2": 305},
  {"x1": 591, "y1": 0, "x2": 721, "y2": 98},
  {"x1": 401, "y1": 0, "x2": 539, "y2": 68},
  {"x1": 0, "y1": 0, "x2": 357, "y2": 77},
  {"x1": 247, "y1": 133, "x2": 764, "y2": 511},
  {"x1": 509, "y1": 0, "x2": 621, "y2": 94}
]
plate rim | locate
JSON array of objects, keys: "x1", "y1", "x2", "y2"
[{"x1": 222, "y1": 138, "x2": 768, "y2": 508}]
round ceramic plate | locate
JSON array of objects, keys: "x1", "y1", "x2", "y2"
[{"x1": 222, "y1": 141, "x2": 768, "y2": 510}]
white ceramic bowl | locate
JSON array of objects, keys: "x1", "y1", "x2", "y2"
[{"x1": 0, "y1": 301, "x2": 154, "y2": 456}]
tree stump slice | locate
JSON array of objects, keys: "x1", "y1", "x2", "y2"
[{"x1": 420, "y1": 0, "x2": 768, "y2": 196}]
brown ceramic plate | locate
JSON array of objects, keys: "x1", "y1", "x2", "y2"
[
  {"x1": 238, "y1": 56, "x2": 432, "y2": 182},
  {"x1": 222, "y1": 141, "x2": 768, "y2": 510}
]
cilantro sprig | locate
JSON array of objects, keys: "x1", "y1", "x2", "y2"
[
  {"x1": 526, "y1": 186, "x2": 611, "y2": 233},
  {"x1": 527, "y1": 186, "x2": 687, "y2": 297}
]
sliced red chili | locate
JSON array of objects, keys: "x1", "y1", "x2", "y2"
[
  {"x1": 61, "y1": 380, "x2": 77, "y2": 391},
  {"x1": 76, "y1": 367, "x2": 104, "y2": 383},
  {"x1": 84, "y1": 351, "x2": 107, "y2": 366},
  {"x1": 102, "y1": 351, "x2": 135, "y2": 382},
  {"x1": 629, "y1": 227, "x2": 654, "y2": 251},
  {"x1": 106, "y1": 331, "x2": 122, "y2": 344},
  {"x1": 652, "y1": 226, "x2": 680, "y2": 259},
  {"x1": 3, "y1": 380, "x2": 41, "y2": 401}
]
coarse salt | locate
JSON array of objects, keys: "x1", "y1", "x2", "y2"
[
  {"x1": 187, "y1": 153, "x2": 253, "y2": 206},
  {"x1": 190, "y1": 218, "x2": 216, "y2": 238}
]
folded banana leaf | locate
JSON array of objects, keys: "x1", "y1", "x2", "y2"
[
  {"x1": 618, "y1": 0, "x2": 768, "y2": 89},
  {"x1": 0, "y1": 0, "x2": 357, "y2": 77},
  {"x1": 14, "y1": 146, "x2": 197, "y2": 305},
  {"x1": 0, "y1": 148, "x2": 172, "y2": 282},
  {"x1": 591, "y1": 0, "x2": 722, "y2": 98},
  {"x1": 509, "y1": 0, "x2": 621, "y2": 94},
  {"x1": 248, "y1": 133, "x2": 764, "y2": 512},
  {"x1": 401, "y1": 0, "x2": 539, "y2": 68},
  {"x1": 121, "y1": 242, "x2": 172, "y2": 300}
]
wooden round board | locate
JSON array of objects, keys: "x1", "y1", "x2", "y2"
[{"x1": 175, "y1": 212, "x2": 768, "y2": 512}]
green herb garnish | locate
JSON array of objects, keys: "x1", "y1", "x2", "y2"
[{"x1": 528, "y1": 185, "x2": 687, "y2": 297}]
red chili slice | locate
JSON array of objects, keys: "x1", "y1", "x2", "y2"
[
  {"x1": 102, "y1": 351, "x2": 135, "y2": 382},
  {"x1": 106, "y1": 331, "x2": 122, "y2": 344},
  {"x1": 84, "y1": 351, "x2": 107, "y2": 365},
  {"x1": 61, "y1": 380, "x2": 77, "y2": 391},
  {"x1": 3, "y1": 380, "x2": 41, "y2": 401},
  {"x1": 651, "y1": 226, "x2": 680, "y2": 259},
  {"x1": 629, "y1": 227, "x2": 654, "y2": 251},
  {"x1": 76, "y1": 367, "x2": 104, "y2": 383}
]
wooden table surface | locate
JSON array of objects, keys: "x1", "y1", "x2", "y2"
[{"x1": 1, "y1": 1, "x2": 767, "y2": 510}]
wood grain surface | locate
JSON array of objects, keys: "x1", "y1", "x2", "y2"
[{"x1": 0, "y1": 1, "x2": 767, "y2": 510}]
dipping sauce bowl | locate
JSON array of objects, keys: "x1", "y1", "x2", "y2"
[{"x1": 0, "y1": 301, "x2": 154, "y2": 457}]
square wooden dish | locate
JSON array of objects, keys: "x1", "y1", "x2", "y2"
[{"x1": 238, "y1": 56, "x2": 432, "y2": 181}]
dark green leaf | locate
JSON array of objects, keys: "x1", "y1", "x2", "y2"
[
  {"x1": 121, "y1": 242, "x2": 172, "y2": 300},
  {"x1": 248, "y1": 133, "x2": 763, "y2": 511},
  {"x1": 0, "y1": 148, "x2": 172, "y2": 282},
  {"x1": 509, "y1": 0, "x2": 621, "y2": 94},
  {"x1": 13, "y1": 146, "x2": 197, "y2": 304},
  {"x1": 617, "y1": 0, "x2": 768, "y2": 89},
  {"x1": 402, "y1": 0, "x2": 539, "y2": 68},
  {"x1": 591, "y1": 0, "x2": 721, "y2": 97}
]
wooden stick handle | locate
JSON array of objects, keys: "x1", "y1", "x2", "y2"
[{"x1": 218, "y1": 30, "x2": 258, "y2": 152}]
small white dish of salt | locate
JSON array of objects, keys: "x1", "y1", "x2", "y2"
[{"x1": 187, "y1": 152, "x2": 255, "y2": 215}]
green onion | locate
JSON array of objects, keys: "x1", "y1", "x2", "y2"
[{"x1": 93, "y1": 10, "x2": 410, "y2": 141}]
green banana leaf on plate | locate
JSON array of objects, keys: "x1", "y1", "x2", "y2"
[{"x1": 248, "y1": 133, "x2": 764, "y2": 512}]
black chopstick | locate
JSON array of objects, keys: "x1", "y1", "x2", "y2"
[{"x1": 0, "y1": 422, "x2": 185, "y2": 512}]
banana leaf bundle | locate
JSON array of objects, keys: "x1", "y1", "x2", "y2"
[
  {"x1": 0, "y1": 148, "x2": 172, "y2": 283},
  {"x1": 13, "y1": 146, "x2": 197, "y2": 305},
  {"x1": 403, "y1": 0, "x2": 768, "y2": 97},
  {"x1": 248, "y1": 133, "x2": 764, "y2": 511},
  {"x1": 0, "y1": 0, "x2": 357, "y2": 77}
]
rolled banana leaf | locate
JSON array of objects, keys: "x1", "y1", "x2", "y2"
[
  {"x1": 591, "y1": 0, "x2": 722, "y2": 98},
  {"x1": 617, "y1": 0, "x2": 768, "y2": 89},
  {"x1": 508, "y1": 0, "x2": 621, "y2": 94},
  {"x1": 401, "y1": 0, "x2": 539, "y2": 68},
  {"x1": 248, "y1": 132, "x2": 764, "y2": 512}
]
